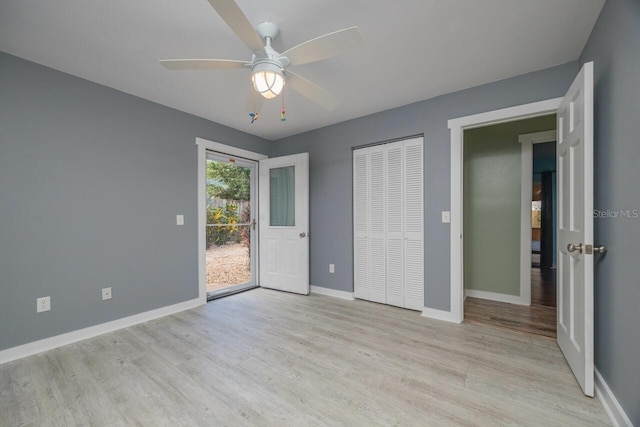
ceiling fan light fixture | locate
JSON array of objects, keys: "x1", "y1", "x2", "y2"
[{"x1": 251, "y1": 61, "x2": 285, "y2": 99}]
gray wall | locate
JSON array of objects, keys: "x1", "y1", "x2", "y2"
[
  {"x1": 580, "y1": 0, "x2": 640, "y2": 422},
  {"x1": 272, "y1": 62, "x2": 578, "y2": 311},
  {"x1": 463, "y1": 116, "x2": 556, "y2": 296},
  {"x1": 0, "y1": 52, "x2": 271, "y2": 351}
]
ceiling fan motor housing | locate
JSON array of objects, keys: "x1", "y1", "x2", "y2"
[{"x1": 257, "y1": 22, "x2": 280, "y2": 41}]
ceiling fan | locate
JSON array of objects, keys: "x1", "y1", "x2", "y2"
[{"x1": 160, "y1": 0, "x2": 363, "y2": 113}]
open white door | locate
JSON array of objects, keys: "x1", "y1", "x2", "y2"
[
  {"x1": 258, "y1": 153, "x2": 309, "y2": 295},
  {"x1": 557, "y1": 61, "x2": 594, "y2": 396}
]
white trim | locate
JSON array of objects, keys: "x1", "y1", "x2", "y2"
[
  {"x1": 595, "y1": 368, "x2": 634, "y2": 427},
  {"x1": 518, "y1": 129, "x2": 556, "y2": 145},
  {"x1": 447, "y1": 98, "x2": 563, "y2": 130},
  {"x1": 196, "y1": 138, "x2": 267, "y2": 302},
  {"x1": 195, "y1": 137, "x2": 268, "y2": 161},
  {"x1": 310, "y1": 285, "x2": 355, "y2": 301},
  {"x1": 197, "y1": 142, "x2": 207, "y2": 303},
  {"x1": 421, "y1": 306, "x2": 462, "y2": 324},
  {"x1": 520, "y1": 139, "x2": 533, "y2": 306},
  {"x1": 448, "y1": 98, "x2": 562, "y2": 323},
  {"x1": 465, "y1": 289, "x2": 529, "y2": 306},
  {"x1": 0, "y1": 298, "x2": 202, "y2": 365}
]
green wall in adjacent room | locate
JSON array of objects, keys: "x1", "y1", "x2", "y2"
[{"x1": 463, "y1": 115, "x2": 556, "y2": 296}]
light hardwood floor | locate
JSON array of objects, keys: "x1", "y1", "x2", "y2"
[
  {"x1": 464, "y1": 268, "x2": 557, "y2": 340},
  {"x1": 1, "y1": 289, "x2": 610, "y2": 426}
]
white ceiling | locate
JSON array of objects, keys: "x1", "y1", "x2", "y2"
[{"x1": 0, "y1": 0, "x2": 605, "y2": 141}]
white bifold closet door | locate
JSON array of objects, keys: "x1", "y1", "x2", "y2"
[{"x1": 353, "y1": 137, "x2": 424, "y2": 311}]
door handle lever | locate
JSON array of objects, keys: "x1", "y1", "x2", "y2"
[{"x1": 567, "y1": 243, "x2": 583, "y2": 254}]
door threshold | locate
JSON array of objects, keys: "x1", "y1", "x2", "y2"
[{"x1": 207, "y1": 284, "x2": 258, "y2": 301}]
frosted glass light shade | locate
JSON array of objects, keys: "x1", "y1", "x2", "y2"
[{"x1": 251, "y1": 69, "x2": 285, "y2": 99}]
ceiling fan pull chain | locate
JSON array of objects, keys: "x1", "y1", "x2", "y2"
[{"x1": 281, "y1": 88, "x2": 286, "y2": 122}]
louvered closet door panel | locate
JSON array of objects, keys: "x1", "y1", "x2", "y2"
[
  {"x1": 386, "y1": 141, "x2": 404, "y2": 308},
  {"x1": 403, "y1": 137, "x2": 424, "y2": 311},
  {"x1": 368, "y1": 146, "x2": 386, "y2": 304},
  {"x1": 353, "y1": 148, "x2": 369, "y2": 300}
]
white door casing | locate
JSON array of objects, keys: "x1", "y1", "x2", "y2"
[
  {"x1": 556, "y1": 61, "x2": 594, "y2": 397},
  {"x1": 258, "y1": 153, "x2": 309, "y2": 295},
  {"x1": 448, "y1": 98, "x2": 562, "y2": 323}
]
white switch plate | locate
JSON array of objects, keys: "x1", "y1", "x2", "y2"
[
  {"x1": 37, "y1": 296, "x2": 50, "y2": 313},
  {"x1": 329, "y1": 264, "x2": 335, "y2": 273},
  {"x1": 442, "y1": 211, "x2": 451, "y2": 223},
  {"x1": 176, "y1": 214, "x2": 184, "y2": 226},
  {"x1": 102, "y1": 287, "x2": 112, "y2": 301}
]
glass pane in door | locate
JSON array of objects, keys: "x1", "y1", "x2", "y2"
[{"x1": 269, "y1": 166, "x2": 295, "y2": 226}]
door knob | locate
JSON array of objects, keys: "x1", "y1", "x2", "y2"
[
  {"x1": 594, "y1": 245, "x2": 607, "y2": 254},
  {"x1": 567, "y1": 243, "x2": 583, "y2": 254},
  {"x1": 299, "y1": 232, "x2": 306, "y2": 238}
]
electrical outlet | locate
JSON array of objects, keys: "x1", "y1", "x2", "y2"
[
  {"x1": 176, "y1": 214, "x2": 184, "y2": 226},
  {"x1": 329, "y1": 263, "x2": 335, "y2": 273},
  {"x1": 442, "y1": 211, "x2": 451, "y2": 223},
  {"x1": 102, "y1": 287, "x2": 112, "y2": 301},
  {"x1": 36, "y1": 296, "x2": 50, "y2": 313}
]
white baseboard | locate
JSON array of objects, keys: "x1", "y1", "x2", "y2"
[
  {"x1": 0, "y1": 297, "x2": 204, "y2": 365},
  {"x1": 465, "y1": 289, "x2": 529, "y2": 306},
  {"x1": 421, "y1": 306, "x2": 461, "y2": 324},
  {"x1": 310, "y1": 285, "x2": 355, "y2": 301},
  {"x1": 595, "y1": 368, "x2": 634, "y2": 427}
]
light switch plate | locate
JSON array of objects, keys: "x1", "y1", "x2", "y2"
[
  {"x1": 442, "y1": 211, "x2": 451, "y2": 223},
  {"x1": 176, "y1": 214, "x2": 184, "y2": 226}
]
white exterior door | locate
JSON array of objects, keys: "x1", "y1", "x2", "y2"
[
  {"x1": 557, "y1": 61, "x2": 594, "y2": 396},
  {"x1": 258, "y1": 153, "x2": 309, "y2": 295}
]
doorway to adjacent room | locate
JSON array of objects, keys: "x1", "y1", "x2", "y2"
[
  {"x1": 205, "y1": 152, "x2": 257, "y2": 300},
  {"x1": 461, "y1": 116, "x2": 558, "y2": 339}
]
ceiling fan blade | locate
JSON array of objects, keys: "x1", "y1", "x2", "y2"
[
  {"x1": 282, "y1": 27, "x2": 363, "y2": 67},
  {"x1": 205, "y1": 0, "x2": 265, "y2": 54},
  {"x1": 286, "y1": 71, "x2": 341, "y2": 111},
  {"x1": 159, "y1": 59, "x2": 249, "y2": 70}
]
